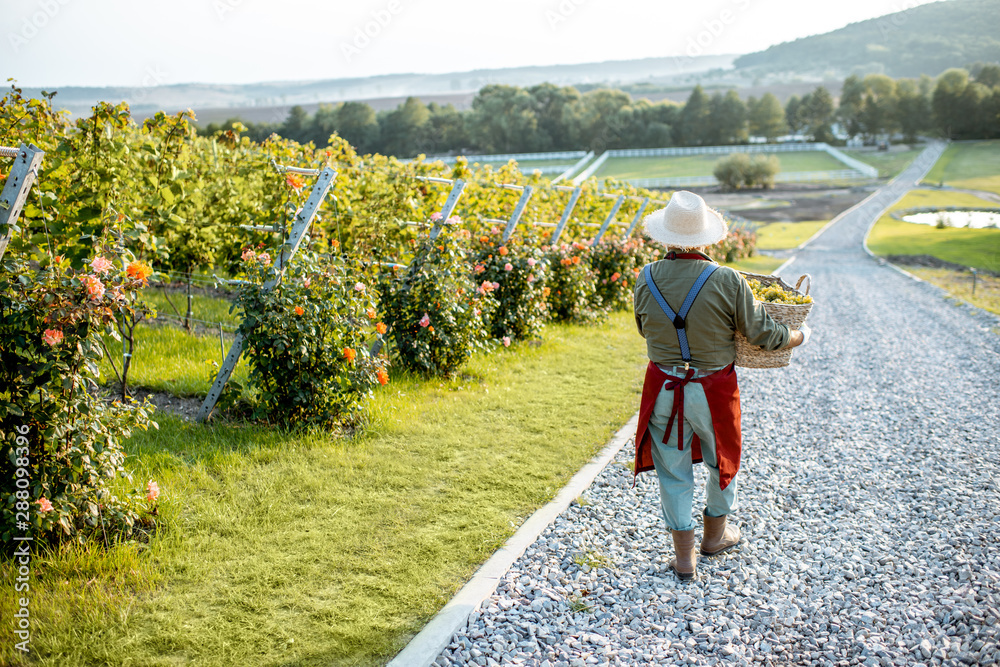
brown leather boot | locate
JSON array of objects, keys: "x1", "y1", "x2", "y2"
[
  {"x1": 701, "y1": 512, "x2": 741, "y2": 556},
  {"x1": 669, "y1": 529, "x2": 697, "y2": 581}
]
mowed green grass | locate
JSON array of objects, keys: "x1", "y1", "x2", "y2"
[
  {"x1": 598, "y1": 151, "x2": 846, "y2": 180},
  {"x1": 755, "y1": 220, "x2": 829, "y2": 250},
  {"x1": 842, "y1": 147, "x2": 925, "y2": 179},
  {"x1": 867, "y1": 189, "x2": 1000, "y2": 273},
  {"x1": 907, "y1": 267, "x2": 1000, "y2": 316},
  {"x1": 0, "y1": 312, "x2": 648, "y2": 667},
  {"x1": 922, "y1": 140, "x2": 1000, "y2": 194},
  {"x1": 99, "y1": 326, "x2": 249, "y2": 396}
]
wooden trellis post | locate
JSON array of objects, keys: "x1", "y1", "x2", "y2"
[
  {"x1": 197, "y1": 166, "x2": 337, "y2": 423},
  {"x1": 0, "y1": 144, "x2": 45, "y2": 261},
  {"x1": 624, "y1": 197, "x2": 651, "y2": 238},
  {"x1": 549, "y1": 187, "x2": 582, "y2": 245},
  {"x1": 592, "y1": 195, "x2": 625, "y2": 245}
]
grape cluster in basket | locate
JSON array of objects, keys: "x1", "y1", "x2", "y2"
[{"x1": 745, "y1": 278, "x2": 814, "y2": 305}]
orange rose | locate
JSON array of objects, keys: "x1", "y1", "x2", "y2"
[
  {"x1": 376, "y1": 322, "x2": 387, "y2": 334},
  {"x1": 126, "y1": 261, "x2": 153, "y2": 285},
  {"x1": 572, "y1": 256, "x2": 581, "y2": 265},
  {"x1": 343, "y1": 347, "x2": 357, "y2": 363},
  {"x1": 366, "y1": 307, "x2": 377, "y2": 319},
  {"x1": 294, "y1": 306, "x2": 305, "y2": 316},
  {"x1": 499, "y1": 246, "x2": 509, "y2": 256},
  {"x1": 377, "y1": 369, "x2": 389, "y2": 385}
]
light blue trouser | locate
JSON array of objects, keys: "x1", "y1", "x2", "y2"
[{"x1": 647, "y1": 367, "x2": 738, "y2": 532}]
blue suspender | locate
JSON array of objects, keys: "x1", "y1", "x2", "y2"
[{"x1": 642, "y1": 263, "x2": 719, "y2": 363}]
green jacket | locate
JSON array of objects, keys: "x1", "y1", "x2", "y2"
[{"x1": 633, "y1": 252, "x2": 790, "y2": 369}]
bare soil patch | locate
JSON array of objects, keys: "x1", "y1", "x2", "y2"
[{"x1": 696, "y1": 183, "x2": 876, "y2": 223}]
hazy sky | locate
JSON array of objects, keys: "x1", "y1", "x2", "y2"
[{"x1": 7, "y1": 0, "x2": 942, "y2": 88}]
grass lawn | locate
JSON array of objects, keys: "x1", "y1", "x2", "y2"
[
  {"x1": 99, "y1": 326, "x2": 250, "y2": 397},
  {"x1": 143, "y1": 285, "x2": 240, "y2": 328},
  {"x1": 842, "y1": 147, "x2": 924, "y2": 179},
  {"x1": 867, "y1": 189, "x2": 1000, "y2": 273},
  {"x1": 754, "y1": 220, "x2": 829, "y2": 250},
  {"x1": 1, "y1": 311, "x2": 650, "y2": 667},
  {"x1": 922, "y1": 140, "x2": 1000, "y2": 194},
  {"x1": 597, "y1": 151, "x2": 845, "y2": 180},
  {"x1": 727, "y1": 254, "x2": 784, "y2": 275},
  {"x1": 906, "y1": 266, "x2": 1000, "y2": 316}
]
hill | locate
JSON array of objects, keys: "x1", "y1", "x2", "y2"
[{"x1": 734, "y1": 0, "x2": 1000, "y2": 78}]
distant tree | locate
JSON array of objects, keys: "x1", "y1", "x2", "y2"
[
  {"x1": 972, "y1": 63, "x2": 1000, "y2": 89},
  {"x1": 281, "y1": 105, "x2": 310, "y2": 143},
  {"x1": 838, "y1": 74, "x2": 866, "y2": 138},
  {"x1": 893, "y1": 79, "x2": 930, "y2": 144},
  {"x1": 747, "y1": 93, "x2": 786, "y2": 141},
  {"x1": 933, "y1": 68, "x2": 971, "y2": 139},
  {"x1": 418, "y1": 103, "x2": 467, "y2": 155},
  {"x1": 797, "y1": 87, "x2": 836, "y2": 142},
  {"x1": 379, "y1": 97, "x2": 431, "y2": 157},
  {"x1": 705, "y1": 90, "x2": 748, "y2": 145},
  {"x1": 335, "y1": 102, "x2": 380, "y2": 154},
  {"x1": 528, "y1": 83, "x2": 583, "y2": 150},
  {"x1": 677, "y1": 85, "x2": 711, "y2": 146},
  {"x1": 578, "y1": 88, "x2": 634, "y2": 151},
  {"x1": 713, "y1": 153, "x2": 778, "y2": 190},
  {"x1": 468, "y1": 85, "x2": 540, "y2": 153},
  {"x1": 857, "y1": 74, "x2": 898, "y2": 140},
  {"x1": 784, "y1": 95, "x2": 804, "y2": 135}
]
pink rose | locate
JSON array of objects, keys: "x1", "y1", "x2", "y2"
[
  {"x1": 91, "y1": 256, "x2": 114, "y2": 275},
  {"x1": 147, "y1": 480, "x2": 160, "y2": 502},
  {"x1": 447, "y1": 215, "x2": 461, "y2": 225},
  {"x1": 419, "y1": 313, "x2": 430, "y2": 328},
  {"x1": 527, "y1": 258, "x2": 537, "y2": 267},
  {"x1": 504, "y1": 263, "x2": 513, "y2": 272},
  {"x1": 491, "y1": 282, "x2": 500, "y2": 290},
  {"x1": 303, "y1": 277, "x2": 311, "y2": 288},
  {"x1": 42, "y1": 329, "x2": 63, "y2": 346},
  {"x1": 241, "y1": 248, "x2": 256, "y2": 262},
  {"x1": 257, "y1": 252, "x2": 271, "y2": 266},
  {"x1": 354, "y1": 282, "x2": 366, "y2": 292},
  {"x1": 502, "y1": 336, "x2": 511, "y2": 347},
  {"x1": 83, "y1": 275, "x2": 105, "y2": 300},
  {"x1": 430, "y1": 212, "x2": 443, "y2": 221},
  {"x1": 37, "y1": 497, "x2": 53, "y2": 513},
  {"x1": 528, "y1": 274, "x2": 535, "y2": 283}
]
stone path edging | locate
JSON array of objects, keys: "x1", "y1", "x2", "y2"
[{"x1": 386, "y1": 413, "x2": 640, "y2": 667}]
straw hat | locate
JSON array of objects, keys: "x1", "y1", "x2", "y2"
[{"x1": 642, "y1": 190, "x2": 727, "y2": 248}]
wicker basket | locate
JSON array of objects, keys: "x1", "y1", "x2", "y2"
[{"x1": 734, "y1": 272, "x2": 813, "y2": 369}]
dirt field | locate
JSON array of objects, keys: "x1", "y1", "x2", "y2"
[{"x1": 696, "y1": 183, "x2": 877, "y2": 222}]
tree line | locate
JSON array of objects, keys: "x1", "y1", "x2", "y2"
[{"x1": 200, "y1": 65, "x2": 1000, "y2": 157}]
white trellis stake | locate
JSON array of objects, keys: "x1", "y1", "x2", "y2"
[
  {"x1": 197, "y1": 166, "x2": 337, "y2": 422},
  {"x1": 0, "y1": 144, "x2": 45, "y2": 261}
]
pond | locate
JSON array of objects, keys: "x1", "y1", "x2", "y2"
[{"x1": 903, "y1": 210, "x2": 1000, "y2": 229}]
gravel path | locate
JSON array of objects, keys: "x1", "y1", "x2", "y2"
[{"x1": 432, "y1": 144, "x2": 1000, "y2": 667}]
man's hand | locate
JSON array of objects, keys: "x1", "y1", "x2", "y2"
[{"x1": 786, "y1": 323, "x2": 812, "y2": 348}]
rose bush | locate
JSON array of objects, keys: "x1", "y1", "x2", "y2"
[
  {"x1": 378, "y1": 229, "x2": 496, "y2": 376},
  {"x1": 543, "y1": 241, "x2": 604, "y2": 323},
  {"x1": 469, "y1": 226, "x2": 549, "y2": 343},
  {"x1": 233, "y1": 249, "x2": 389, "y2": 428},
  {"x1": 1, "y1": 255, "x2": 158, "y2": 544}
]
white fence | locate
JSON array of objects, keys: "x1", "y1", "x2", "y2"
[
  {"x1": 428, "y1": 150, "x2": 588, "y2": 164},
  {"x1": 629, "y1": 169, "x2": 871, "y2": 189},
  {"x1": 599, "y1": 141, "x2": 880, "y2": 181}
]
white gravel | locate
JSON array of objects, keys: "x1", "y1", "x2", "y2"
[{"x1": 431, "y1": 146, "x2": 1000, "y2": 667}]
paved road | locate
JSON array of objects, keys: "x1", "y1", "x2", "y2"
[{"x1": 429, "y1": 142, "x2": 1000, "y2": 667}]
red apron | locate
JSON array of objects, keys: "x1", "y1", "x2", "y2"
[{"x1": 633, "y1": 361, "x2": 742, "y2": 490}]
